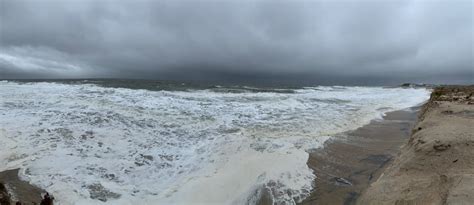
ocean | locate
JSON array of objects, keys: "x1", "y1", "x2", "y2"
[{"x1": 0, "y1": 80, "x2": 431, "y2": 205}]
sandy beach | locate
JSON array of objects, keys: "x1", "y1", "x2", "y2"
[
  {"x1": 298, "y1": 106, "x2": 420, "y2": 205},
  {"x1": 2, "y1": 86, "x2": 472, "y2": 205},
  {"x1": 358, "y1": 86, "x2": 474, "y2": 204}
]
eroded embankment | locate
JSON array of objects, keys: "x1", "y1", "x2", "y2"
[{"x1": 358, "y1": 86, "x2": 474, "y2": 205}]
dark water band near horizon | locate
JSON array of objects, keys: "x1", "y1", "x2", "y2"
[{"x1": 2, "y1": 79, "x2": 432, "y2": 93}]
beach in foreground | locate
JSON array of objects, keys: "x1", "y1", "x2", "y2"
[
  {"x1": 358, "y1": 86, "x2": 474, "y2": 204},
  {"x1": 297, "y1": 105, "x2": 419, "y2": 205},
  {"x1": 2, "y1": 85, "x2": 472, "y2": 205}
]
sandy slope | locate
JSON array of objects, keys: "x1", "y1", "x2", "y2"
[{"x1": 358, "y1": 86, "x2": 474, "y2": 205}]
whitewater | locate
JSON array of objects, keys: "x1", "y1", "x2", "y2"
[{"x1": 0, "y1": 81, "x2": 431, "y2": 205}]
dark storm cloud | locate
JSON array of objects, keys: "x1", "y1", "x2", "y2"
[{"x1": 0, "y1": 0, "x2": 472, "y2": 85}]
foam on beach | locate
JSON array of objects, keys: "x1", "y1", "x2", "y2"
[{"x1": 0, "y1": 81, "x2": 430, "y2": 204}]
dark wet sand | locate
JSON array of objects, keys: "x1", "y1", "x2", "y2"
[
  {"x1": 0, "y1": 169, "x2": 44, "y2": 204},
  {"x1": 299, "y1": 108, "x2": 419, "y2": 205}
]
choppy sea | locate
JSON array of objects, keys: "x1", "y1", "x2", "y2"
[{"x1": 0, "y1": 80, "x2": 430, "y2": 205}]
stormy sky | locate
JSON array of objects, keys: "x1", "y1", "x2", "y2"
[{"x1": 0, "y1": 0, "x2": 472, "y2": 85}]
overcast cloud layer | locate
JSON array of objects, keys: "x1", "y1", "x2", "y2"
[{"x1": 0, "y1": 0, "x2": 472, "y2": 85}]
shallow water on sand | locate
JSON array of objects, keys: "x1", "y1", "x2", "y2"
[{"x1": 0, "y1": 81, "x2": 430, "y2": 204}]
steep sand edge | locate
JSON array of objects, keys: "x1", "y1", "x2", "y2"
[{"x1": 358, "y1": 86, "x2": 474, "y2": 205}]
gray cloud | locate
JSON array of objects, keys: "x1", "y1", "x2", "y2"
[{"x1": 0, "y1": 0, "x2": 472, "y2": 85}]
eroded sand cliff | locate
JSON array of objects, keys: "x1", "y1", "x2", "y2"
[{"x1": 358, "y1": 86, "x2": 474, "y2": 205}]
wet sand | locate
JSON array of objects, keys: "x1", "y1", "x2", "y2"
[
  {"x1": 0, "y1": 169, "x2": 44, "y2": 205},
  {"x1": 299, "y1": 107, "x2": 419, "y2": 205},
  {"x1": 358, "y1": 86, "x2": 474, "y2": 204}
]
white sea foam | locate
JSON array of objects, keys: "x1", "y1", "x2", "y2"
[{"x1": 0, "y1": 81, "x2": 430, "y2": 205}]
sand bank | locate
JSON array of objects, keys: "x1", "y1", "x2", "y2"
[{"x1": 358, "y1": 86, "x2": 474, "y2": 204}]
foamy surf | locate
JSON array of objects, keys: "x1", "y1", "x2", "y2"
[{"x1": 0, "y1": 81, "x2": 430, "y2": 204}]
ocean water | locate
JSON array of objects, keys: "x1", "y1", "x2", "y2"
[{"x1": 0, "y1": 80, "x2": 431, "y2": 205}]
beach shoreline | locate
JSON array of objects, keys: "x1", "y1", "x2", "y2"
[
  {"x1": 1, "y1": 85, "x2": 452, "y2": 205},
  {"x1": 1, "y1": 104, "x2": 425, "y2": 205},
  {"x1": 358, "y1": 86, "x2": 474, "y2": 204},
  {"x1": 298, "y1": 105, "x2": 421, "y2": 205},
  {"x1": 2, "y1": 107, "x2": 418, "y2": 205}
]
